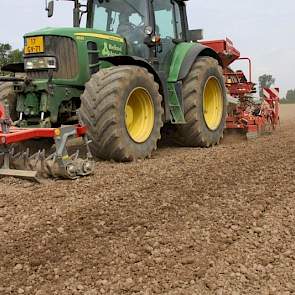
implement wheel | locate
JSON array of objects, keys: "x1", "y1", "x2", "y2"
[
  {"x1": 0, "y1": 82, "x2": 18, "y2": 121},
  {"x1": 177, "y1": 57, "x2": 227, "y2": 147},
  {"x1": 80, "y1": 66, "x2": 163, "y2": 161}
]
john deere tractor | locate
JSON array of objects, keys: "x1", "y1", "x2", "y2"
[{"x1": 0, "y1": 0, "x2": 227, "y2": 162}]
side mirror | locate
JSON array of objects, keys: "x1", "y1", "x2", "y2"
[
  {"x1": 46, "y1": 0, "x2": 54, "y2": 18},
  {"x1": 188, "y1": 29, "x2": 204, "y2": 42}
]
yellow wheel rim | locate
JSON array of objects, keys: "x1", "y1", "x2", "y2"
[
  {"x1": 203, "y1": 77, "x2": 223, "y2": 130},
  {"x1": 125, "y1": 87, "x2": 154, "y2": 143}
]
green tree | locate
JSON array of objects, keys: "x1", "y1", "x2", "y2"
[
  {"x1": 0, "y1": 43, "x2": 23, "y2": 75},
  {"x1": 0, "y1": 43, "x2": 12, "y2": 67},
  {"x1": 258, "y1": 74, "x2": 275, "y2": 97},
  {"x1": 286, "y1": 89, "x2": 295, "y2": 102}
]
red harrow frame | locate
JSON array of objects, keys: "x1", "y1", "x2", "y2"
[
  {"x1": 201, "y1": 38, "x2": 280, "y2": 139},
  {"x1": 0, "y1": 103, "x2": 94, "y2": 182}
]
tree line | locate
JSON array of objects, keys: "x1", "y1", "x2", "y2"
[
  {"x1": 258, "y1": 74, "x2": 295, "y2": 103},
  {"x1": 0, "y1": 43, "x2": 23, "y2": 75},
  {"x1": 282, "y1": 89, "x2": 295, "y2": 104}
]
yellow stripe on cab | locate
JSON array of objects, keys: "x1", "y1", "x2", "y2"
[{"x1": 74, "y1": 32, "x2": 124, "y2": 43}]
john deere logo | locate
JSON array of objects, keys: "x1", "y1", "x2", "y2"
[
  {"x1": 102, "y1": 42, "x2": 111, "y2": 56},
  {"x1": 101, "y1": 42, "x2": 123, "y2": 56}
]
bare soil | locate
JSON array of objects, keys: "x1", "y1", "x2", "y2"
[{"x1": 1, "y1": 104, "x2": 295, "y2": 295}]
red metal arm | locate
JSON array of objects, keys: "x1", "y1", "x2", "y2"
[{"x1": 0, "y1": 126, "x2": 87, "y2": 145}]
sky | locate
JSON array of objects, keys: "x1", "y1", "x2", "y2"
[{"x1": 0, "y1": 0, "x2": 294, "y2": 97}]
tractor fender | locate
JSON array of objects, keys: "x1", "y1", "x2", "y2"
[
  {"x1": 99, "y1": 56, "x2": 162, "y2": 86},
  {"x1": 99, "y1": 55, "x2": 170, "y2": 120},
  {"x1": 168, "y1": 43, "x2": 222, "y2": 83}
]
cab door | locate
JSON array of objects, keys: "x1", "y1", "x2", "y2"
[{"x1": 152, "y1": 0, "x2": 185, "y2": 75}]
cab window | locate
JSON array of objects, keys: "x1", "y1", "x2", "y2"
[
  {"x1": 153, "y1": 0, "x2": 183, "y2": 40},
  {"x1": 91, "y1": 0, "x2": 149, "y2": 57},
  {"x1": 91, "y1": 0, "x2": 148, "y2": 34}
]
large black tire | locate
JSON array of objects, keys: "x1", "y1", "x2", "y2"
[
  {"x1": 0, "y1": 82, "x2": 18, "y2": 121},
  {"x1": 177, "y1": 57, "x2": 227, "y2": 147},
  {"x1": 79, "y1": 66, "x2": 163, "y2": 161}
]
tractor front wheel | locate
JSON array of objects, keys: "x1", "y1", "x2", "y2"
[
  {"x1": 79, "y1": 66, "x2": 163, "y2": 161},
  {"x1": 177, "y1": 57, "x2": 227, "y2": 147}
]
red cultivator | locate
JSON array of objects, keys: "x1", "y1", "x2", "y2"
[
  {"x1": 201, "y1": 38, "x2": 280, "y2": 139},
  {"x1": 226, "y1": 87, "x2": 280, "y2": 139},
  {"x1": 0, "y1": 102, "x2": 94, "y2": 182}
]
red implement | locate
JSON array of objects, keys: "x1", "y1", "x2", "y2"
[
  {"x1": 201, "y1": 38, "x2": 280, "y2": 138},
  {"x1": 0, "y1": 103, "x2": 94, "y2": 181},
  {"x1": 201, "y1": 38, "x2": 240, "y2": 67}
]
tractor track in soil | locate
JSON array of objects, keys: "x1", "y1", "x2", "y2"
[{"x1": 1, "y1": 105, "x2": 295, "y2": 295}]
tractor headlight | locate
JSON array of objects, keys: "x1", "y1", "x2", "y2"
[{"x1": 24, "y1": 56, "x2": 57, "y2": 70}]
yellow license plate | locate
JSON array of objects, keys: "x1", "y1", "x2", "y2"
[{"x1": 24, "y1": 36, "x2": 44, "y2": 54}]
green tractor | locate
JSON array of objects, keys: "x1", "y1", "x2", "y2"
[{"x1": 1, "y1": 0, "x2": 227, "y2": 162}]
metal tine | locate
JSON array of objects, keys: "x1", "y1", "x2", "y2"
[
  {"x1": 22, "y1": 148, "x2": 30, "y2": 170},
  {"x1": 28, "y1": 151, "x2": 38, "y2": 161},
  {"x1": 29, "y1": 150, "x2": 43, "y2": 170},
  {"x1": 10, "y1": 147, "x2": 15, "y2": 155},
  {"x1": 80, "y1": 137, "x2": 92, "y2": 147},
  {"x1": 8, "y1": 147, "x2": 18, "y2": 169},
  {"x1": 27, "y1": 159, "x2": 34, "y2": 172},
  {"x1": 11, "y1": 152, "x2": 21, "y2": 160},
  {"x1": 43, "y1": 155, "x2": 53, "y2": 177},
  {"x1": 81, "y1": 138, "x2": 93, "y2": 159},
  {"x1": 10, "y1": 147, "x2": 20, "y2": 159},
  {"x1": 46, "y1": 161, "x2": 56, "y2": 178},
  {"x1": 25, "y1": 148, "x2": 41, "y2": 171},
  {"x1": 81, "y1": 136, "x2": 93, "y2": 161},
  {"x1": 39, "y1": 150, "x2": 49, "y2": 178},
  {"x1": 45, "y1": 151, "x2": 58, "y2": 178},
  {"x1": 10, "y1": 153, "x2": 17, "y2": 160},
  {"x1": 45, "y1": 151, "x2": 56, "y2": 162},
  {"x1": 9, "y1": 147, "x2": 29, "y2": 170},
  {"x1": 70, "y1": 150, "x2": 80, "y2": 161}
]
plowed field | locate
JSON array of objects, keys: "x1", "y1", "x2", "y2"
[{"x1": 1, "y1": 104, "x2": 295, "y2": 295}]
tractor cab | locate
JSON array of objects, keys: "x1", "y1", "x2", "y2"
[{"x1": 86, "y1": 0, "x2": 192, "y2": 74}]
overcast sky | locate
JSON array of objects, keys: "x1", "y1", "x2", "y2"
[{"x1": 0, "y1": 0, "x2": 294, "y2": 96}]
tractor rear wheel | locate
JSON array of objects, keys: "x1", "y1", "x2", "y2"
[
  {"x1": 177, "y1": 57, "x2": 227, "y2": 147},
  {"x1": 79, "y1": 66, "x2": 163, "y2": 161},
  {"x1": 0, "y1": 82, "x2": 18, "y2": 121}
]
